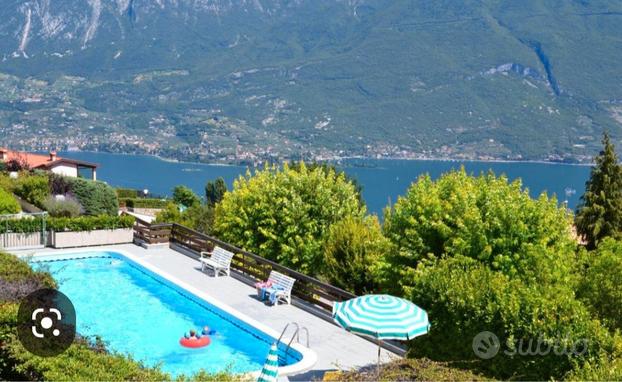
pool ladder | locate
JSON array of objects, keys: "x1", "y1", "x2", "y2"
[{"x1": 276, "y1": 322, "x2": 309, "y2": 364}]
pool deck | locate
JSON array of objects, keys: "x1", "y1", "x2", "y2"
[{"x1": 12, "y1": 243, "x2": 401, "y2": 380}]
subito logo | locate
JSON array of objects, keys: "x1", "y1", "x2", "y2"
[
  {"x1": 472, "y1": 331, "x2": 501, "y2": 359},
  {"x1": 17, "y1": 288, "x2": 76, "y2": 357}
]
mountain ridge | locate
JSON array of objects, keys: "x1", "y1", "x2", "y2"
[{"x1": 1, "y1": 0, "x2": 621, "y2": 163}]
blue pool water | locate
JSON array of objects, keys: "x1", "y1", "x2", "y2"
[{"x1": 31, "y1": 252, "x2": 301, "y2": 376}]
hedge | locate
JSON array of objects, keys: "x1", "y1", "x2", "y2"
[
  {"x1": 116, "y1": 188, "x2": 139, "y2": 198},
  {"x1": 0, "y1": 215, "x2": 135, "y2": 234},
  {"x1": 48, "y1": 215, "x2": 135, "y2": 232},
  {"x1": 122, "y1": 198, "x2": 169, "y2": 209},
  {"x1": 0, "y1": 217, "x2": 43, "y2": 233}
]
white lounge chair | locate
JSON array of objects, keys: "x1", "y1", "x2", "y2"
[
  {"x1": 199, "y1": 246, "x2": 235, "y2": 277},
  {"x1": 261, "y1": 270, "x2": 296, "y2": 305}
]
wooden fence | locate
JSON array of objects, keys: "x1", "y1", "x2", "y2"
[
  {"x1": 131, "y1": 217, "x2": 356, "y2": 314},
  {"x1": 132, "y1": 217, "x2": 172, "y2": 245}
]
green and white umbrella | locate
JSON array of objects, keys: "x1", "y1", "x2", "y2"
[
  {"x1": 333, "y1": 294, "x2": 430, "y2": 371},
  {"x1": 257, "y1": 342, "x2": 279, "y2": 382}
]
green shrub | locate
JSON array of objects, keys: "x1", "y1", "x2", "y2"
[
  {"x1": 322, "y1": 216, "x2": 387, "y2": 294},
  {"x1": 0, "y1": 252, "x2": 56, "y2": 289},
  {"x1": 382, "y1": 168, "x2": 577, "y2": 290},
  {"x1": 183, "y1": 204, "x2": 215, "y2": 234},
  {"x1": 63, "y1": 177, "x2": 118, "y2": 216},
  {"x1": 1, "y1": 335, "x2": 171, "y2": 381},
  {"x1": 0, "y1": 173, "x2": 15, "y2": 192},
  {"x1": 155, "y1": 203, "x2": 183, "y2": 224},
  {"x1": 567, "y1": 352, "x2": 622, "y2": 381},
  {"x1": 577, "y1": 238, "x2": 622, "y2": 331},
  {"x1": 124, "y1": 198, "x2": 169, "y2": 209},
  {"x1": 327, "y1": 358, "x2": 491, "y2": 381},
  {"x1": 48, "y1": 215, "x2": 135, "y2": 232},
  {"x1": 214, "y1": 163, "x2": 365, "y2": 275},
  {"x1": 0, "y1": 188, "x2": 20, "y2": 214},
  {"x1": 172, "y1": 185, "x2": 201, "y2": 208},
  {"x1": 42, "y1": 196, "x2": 82, "y2": 217},
  {"x1": 116, "y1": 188, "x2": 139, "y2": 198},
  {"x1": 0, "y1": 298, "x2": 170, "y2": 381},
  {"x1": 155, "y1": 203, "x2": 214, "y2": 234},
  {"x1": 13, "y1": 175, "x2": 49, "y2": 208},
  {"x1": 407, "y1": 255, "x2": 620, "y2": 380}
]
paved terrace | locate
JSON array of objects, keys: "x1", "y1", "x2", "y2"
[{"x1": 12, "y1": 243, "x2": 400, "y2": 380}]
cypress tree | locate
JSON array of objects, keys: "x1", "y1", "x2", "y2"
[
  {"x1": 205, "y1": 177, "x2": 227, "y2": 207},
  {"x1": 576, "y1": 132, "x2": 622, "y2": 248}
]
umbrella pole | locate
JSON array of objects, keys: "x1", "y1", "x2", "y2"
[{"x1": 377, "y1": 338, "x2": 381, "y2": 380}]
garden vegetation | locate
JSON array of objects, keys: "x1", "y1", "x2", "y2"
[
  {"x1": 0, "y1": 172, "x2": 119, "y2": 217},
  {"x1": 122, "y1": 197, "x2": 169, "y2": 209},
  {"x1": 0, "y1": 215, "x2": 134, "y2": 234},
  {"x1": 153, "y1": 185, "x2": 214, "y2": 232},
  {"x1": 50, "y1": 175, "x2": 118, "y2": 216},
  {"x1": 0, "y1": 188, "x2": 20, "y2": 215},
  {"x1": 206, "y1": 136, "x2": 622, "y2": 380},
  {"x1": 576, "y1": 132, "x2": 622, "y2": 248},
  {"x1": 214, "y1": 162, "x2": 364, "y2": 275}
]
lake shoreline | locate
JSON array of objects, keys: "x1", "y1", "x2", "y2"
[
  {"x1": 58, "y1": 151, "x2": 591, "y2": 214},
  {"x1": 63, "y1": 150, "x2": 594, "y2": 168}
]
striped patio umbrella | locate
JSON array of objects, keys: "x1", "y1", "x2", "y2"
[
  {"x1": 332, "y1": 294, "x2": 430, "y2": 372},
  {"x1": 257, "y1": 342, "x2": 279, "y2": 382}
]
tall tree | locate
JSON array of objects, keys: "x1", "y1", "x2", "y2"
[
  {"x1": 205, "y1": 177, "x2": 227, "y2": 207},
  {"x1": 290, "y1": 161, "x2": 365, "y2": 205},
  {"x1": 214, "y1": 162, "x2": 365, "y2": 275},
  {"x1": 576, "y1": 132, "x2": 622, "y2": 249},
  {"x1": 381, "y1": 167, "x2": 575, "y2": 289}
]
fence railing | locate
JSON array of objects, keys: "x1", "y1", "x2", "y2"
[
  {"x1": 131, "y1": 217, "x2": 356, "y2": 314},
  {"x1": 170, "y1": 224, "x2": 357, "y2": 312},
  {"x1": 132, "y1": 217, "x2": 172, "y2": 245},
  {"x1": 0, "y1": 212, "x2": 48, "y2": 249}
]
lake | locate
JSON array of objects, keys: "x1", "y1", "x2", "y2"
[{"x1": 60, "y1": 152, "x2": 591, "y2": 216}]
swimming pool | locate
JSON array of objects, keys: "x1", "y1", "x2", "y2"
[{"x1": 30, "y1": 251, "x2": 305, "y2": 376}]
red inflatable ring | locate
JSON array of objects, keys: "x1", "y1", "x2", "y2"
[{"x1": 180, "y1": 336, "x2": 211, "y2": 348}]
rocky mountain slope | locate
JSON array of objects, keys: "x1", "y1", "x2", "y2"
[{"x1": 1, "y1": 0, "x2": 621, "y2": 163}]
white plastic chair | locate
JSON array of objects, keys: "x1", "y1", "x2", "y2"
[
  {"x1": 265, "y1": 270, "x2": 296, "y2": 305},
  {"x1": 199, "y1": 246, "x2": 234, "y2": 277}
]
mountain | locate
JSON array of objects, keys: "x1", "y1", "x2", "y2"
[{"x1": 1, "y1": 0, "x2": 621, "y2": 163}]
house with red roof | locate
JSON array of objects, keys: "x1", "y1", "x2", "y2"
[{"x1": 0, "y1": 148, "x2": 98, "y2": 180}]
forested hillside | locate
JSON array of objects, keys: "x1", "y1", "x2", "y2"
[{"x1": 1, "y1": 0, "x2": 621, "y2": 162}]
